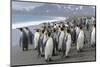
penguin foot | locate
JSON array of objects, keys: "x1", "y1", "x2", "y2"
[
  {"x1": 80, "y1": 49, "x2": 84, "y2": 52},
  {"x1": 77, "y1": 50, "x2": 81, "y2": 53},
  {"x1": 34, "y1": 48, "x2": 37, "y2": 50},
  {"x1": 91, "y1": 45, "x2": 96, "y2": 48},
  {"x1": 65, "y1": 56, "x2": 70, "y2": 58},
  {"x1": 41, "y1": 54, "x2": 45, "y2": 57},
  {"x1": 52, "y1": 53, "x2": 57, "y2": 56},
  {"x1": 77, "y1": 48, "x2": 83, "y2": 53},
  {"x1": 45, "y1": 59, "x2": 48, "y2": 62},
  {"x1": 49, "y1": 58, "x2": 53, "y2": 61},
  {"x1": 58, "y1": 49, "x2": 62, "y2": 52}
]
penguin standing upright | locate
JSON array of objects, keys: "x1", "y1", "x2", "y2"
[
  {"x1": 25, "y1": 27, "x2": 34, "y2": 45},
  {"x1": 34, "y1": 29, "x2": 40, "y2": 50},
  {"x1": 39, "y1": 29, "x2": 45, "y2": 56},
  {"x1": 65, "y1": 29, "x2": 72, "y2": 57},
  {"x1": 45, "y1": 32, "x2": 53, "y2": 62},
  {"x1": 58, "y1": 27, "x2": 65, "y2": 51},
  {"x1": 71, "y1": 26, "x2": 76, "y2": 44},
  {"x1": 77, "y1": 26, "x2": 84, "y2": 52},
  {"x1": 75, "y1": 25, "x2": 80, "y2": 39},
  {"x1": 51, "y1": 28, "x2": 58, "y2": 56},
  {"x1": 19, "y1": 28, "x2": 28, "y2": 51},
  {"x1": 43, "y1": 30, "x2": 48, "y2": 47},
  {"x1": 91, "y1": 24, "x2": 96, "y2": 47}
]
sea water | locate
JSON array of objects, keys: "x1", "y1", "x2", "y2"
[
  {"x1": 12, "y1": 15, "x2": 57, "y2": 24},
  {"x1": 12, "y1": 15, "x2": 65, "y2": 29}
]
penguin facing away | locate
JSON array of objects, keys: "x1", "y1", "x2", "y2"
[
  {"x1": 19, "y1": 28, "x2": 29, "y2": 51},
  {"x1": 45, "y1": 32, "x2": 53, "y2": 62},
  {"x1": 58, "y1": 27, "x2": 65, "y2": 51},
  {"x1": 65, "y1": 29, "x2": 72, "y2": 57},
  {"x1": 39, "y1": 29, "x2": 45, "y2": 56},
  {"x1": 25, "y1": 27, "x2": 34, "y2": 45},
  {"x1": 77, "y1": 26, "x2": 84, "y2": 52}
]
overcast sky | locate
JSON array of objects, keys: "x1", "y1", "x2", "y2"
[{"x1": 12, "y1": 1, "x2": 95, "y2": 17}]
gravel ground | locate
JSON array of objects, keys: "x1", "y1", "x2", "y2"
[{"x1": 11, "y1": 26, "x2": 96, "y2": 66}]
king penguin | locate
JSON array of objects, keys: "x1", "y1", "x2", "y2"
[
  {"x1": 45, "y1": 32, "x2": 53, "y2": 62},
  {"x1": 65, "y1": 29, "x2": 72, "y2": 57},
  {"x1": 58, "y1": 27, "x2": 65, "y2": 51},
  {"x1": 34, "y1": 29, "x2": 40, "y2": 49},
  {"x1": 77, "y1": 26, "x2": 84, "y2": 52},
  {"x1": 91, "y1": 24, "x2": 96, "y2": 47},
  {"x1": 76, "y1": 25, "x2": 80, "y2": 39}
]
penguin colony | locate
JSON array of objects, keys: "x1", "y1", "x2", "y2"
[{"x1": 18, "y1": 17, "x2": 96, "y2": 62}]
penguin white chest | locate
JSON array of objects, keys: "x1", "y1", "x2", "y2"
[
  {"x1": 45, "y1": 37, "x2": 53, "y2": 59},
  {"x1": 34, "y1": 32, "x2": 40, "y2": 49},
  {"x1": 65, "y1": 34, "x2": 72, "y2": 56},
  {"x1": 76, "y1": 27, "x2": 80, "y2": 36},
  {"x1": 91, "y1": 28, "x2": 95, "y2": 45},
  {"x1": 77, "y1": 30, "x2": 84, "y2": 50}
]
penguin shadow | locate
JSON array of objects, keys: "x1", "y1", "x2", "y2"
[{"x1": 44, "y1": 59, "x2": 54, "y2": 64}]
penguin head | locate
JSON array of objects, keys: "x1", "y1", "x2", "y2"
[
  {"x1": 18, "y1": 28, "x2": 23, "y2": 32},
  {"x1": 67, "y1": 28, "x2": 70, "y2": 34},
  {"x1": 25, "y1": 27, "x2": 29, "y2": 30},
  {"x1": 19, "y1": 28, "x2": 23, "y2": 31},
  {"x1": 80, "y1": 25, "x2": 83, "y2": 30},
  {"x1": 47, "y1": 32, "x2": 51, "y2": 37},
  {"x1": 61, "y1": 27, "x2": 64, "y2": 31},
  {"x1": 36, "y1": 29, "x2": 39, "y2": 32},
  {"x1": 42, "y1": 29, "x2": 45, "y2": 34}
]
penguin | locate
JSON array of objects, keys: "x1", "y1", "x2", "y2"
[
  {"x1": 45, "y1": 32, "x2": 53, "y2": 62},
  {"x1": 77, "y1": 26, "x2": 84, "y2": 52},
  {"x1": 43, "y1": 31, "x2": 48, "y2": 47},
  {"x1": 58, "y1": 27, "x2": 65, "y2": 51},
  {"x1": 39, "y1": 29, "x2": 45, "y2": 57},
  {"x1": 75, "y1": 25, "x2": 80, "y2": 38},
  {"x1": 54, "y1": 24, "x2": 57, "y2": 29},
  {"x1": 75, "y1": 25, "x2": 80, "y2": 44},
  {"x1": 25, "y1": 27, "x2": 34, "y2": 45},
  {"x1": 34, "y1": 29, "x2": 40, "y2": 50},
  {"x1": 71, "y1": 26, "x2": 76, "y2": 43},
  {"x1": 65, "y1": 29, "x2": 72, "y2": 56},
  {"x1": 91, "y1": 24, "x2": 96, "y2": 47},
  {"x1": 19, "y1": 28, "x2": 28, "y2": 51},
  {"x1": 51, "y1": 28, "x2": 58, "y2": 56}
]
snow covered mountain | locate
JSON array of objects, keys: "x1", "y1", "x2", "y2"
[{"x1": 12, "y1": 1, "x2": 95, "y2": 17}]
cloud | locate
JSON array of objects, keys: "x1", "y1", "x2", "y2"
[
  {"x1": 12, "y1": 1, "x2": 95, "y2": 16},
  {"x1": 12, "y1": 1, "x2": 44, "y2": 11}
]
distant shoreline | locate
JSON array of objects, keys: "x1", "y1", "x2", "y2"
[{"x1": 12, "y1": 17, "x2": 66, "y2": 29}]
